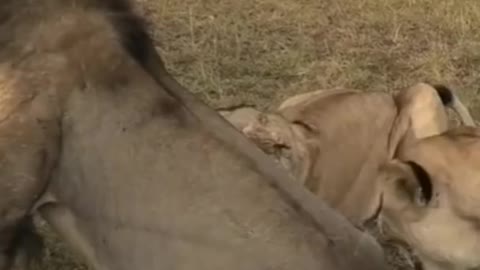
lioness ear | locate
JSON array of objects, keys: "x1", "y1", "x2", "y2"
[
  {"x1": 404, "y1": 161, "x2": 433, "y2": 205},
  {"x1": 380, "y1": 160, "x2": 433, "y2": 207},
  {"x1": 388, "y1": 83, "x2": 438, "y2": 158}
]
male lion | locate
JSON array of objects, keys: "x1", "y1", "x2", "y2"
[{"x1": 0, "y1": 0, "x2": 389, "y2": 270}]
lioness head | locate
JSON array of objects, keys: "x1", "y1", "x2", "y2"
[
  {"x1": 220, "y1": 107, "x2": 310, "y2": 184},
  {"x1": 378, "y1": 127, "x2": 480, "y2": 270}
]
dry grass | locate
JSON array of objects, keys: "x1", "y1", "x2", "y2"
[
  {"x1": 138, "y1": 0, "x2": 480, "y2": 113},
  {"x1": 36, "y1": 0, "x2": 480, "y2": 269}
]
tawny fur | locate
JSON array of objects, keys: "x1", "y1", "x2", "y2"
[
  {"x1": 221, "y1": 83, "x2": 474, "y2": 227},
  {"x1": 379, "y1": 126, "x2": 480, "y2": 270}
]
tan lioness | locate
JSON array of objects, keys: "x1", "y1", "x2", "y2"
[
  {"x1": 221, "y1": 84, "x2": 475, "y2": 227},
  {"x1": 378, "y1": 126, "x2": 480, "y2": 270}
]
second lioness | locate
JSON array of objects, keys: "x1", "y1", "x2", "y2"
[{"x1": 221, "y1": 83, "x2": 475, "y2": 226}]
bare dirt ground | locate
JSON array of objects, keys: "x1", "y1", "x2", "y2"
[{"x1": 32, "y1": 0, "x2": 480, "y2": 269}]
